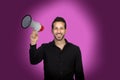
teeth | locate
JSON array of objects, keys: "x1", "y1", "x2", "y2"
[
  {"x1": 57, "y1": 34, "x2": 62, "y2": 35},
  {"x1": 57, "y1": 35, "x2": 61, "y2": 36}
]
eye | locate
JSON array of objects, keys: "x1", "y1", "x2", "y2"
[
  {"x1": 60, "y1": 27, "x2": 64, "y2": 30},
  {"x1": 54, "y1": 27, "x2": 58, "y2": 30}
]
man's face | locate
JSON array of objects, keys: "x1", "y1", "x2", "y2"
[{"x1": 52, "y1": 21, "x2": 66, "y2": 41}]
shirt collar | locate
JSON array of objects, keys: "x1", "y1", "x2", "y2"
[{"x1": 51, "y1": 39, "x2": 70, "y2": 47}]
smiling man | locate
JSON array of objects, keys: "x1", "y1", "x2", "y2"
[{"x1": 29, "y1": 17, "x2": 85, "y2": 80}]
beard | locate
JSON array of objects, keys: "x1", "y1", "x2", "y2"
[{"x1": 54, "y1": 33, "x2": 65, "y2": 41}]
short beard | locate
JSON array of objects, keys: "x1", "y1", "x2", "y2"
[{"x1": 54, "y1": 35, "x2": 65, "y2": 41}]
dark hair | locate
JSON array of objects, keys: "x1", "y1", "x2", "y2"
[{"x1": 52, "y1": 17, "x2": 66, "y2": 29}]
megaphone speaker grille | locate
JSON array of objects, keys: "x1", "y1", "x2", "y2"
[{"x1": 21, "y1": 15, "x2": 32, "y2": 29}]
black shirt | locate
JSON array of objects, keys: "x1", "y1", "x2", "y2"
[{"x1": 29, "y1": 39, "x2": 84, "y2": 80}]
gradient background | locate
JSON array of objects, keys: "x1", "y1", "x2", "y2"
[{"x1": 0, "y1": 0, "x2": 119, "y2": 80}]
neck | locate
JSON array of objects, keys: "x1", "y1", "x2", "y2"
[
  {"x1": 54, "y1": 38, "x2": 66, "y2": 50},
  {"x1": 55, "y1": 38, "x2": 66, "y2": 45}
]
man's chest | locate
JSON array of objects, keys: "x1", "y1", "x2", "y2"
[{"x1": 43, "y1": 46, "x2": 76, "y2": 67}]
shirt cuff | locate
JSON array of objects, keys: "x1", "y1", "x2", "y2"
[{"x1": 30, "y1": 44, "x2": 36, "y2": 49}]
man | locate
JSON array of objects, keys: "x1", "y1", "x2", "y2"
[{"x1": 29, "y1": 17, "x2": 85, "y2": 80}]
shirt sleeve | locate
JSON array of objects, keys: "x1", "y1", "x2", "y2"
[
  {"x1": 29, "y1": 44, "x2": 45, "y2": 64},
  {"x1": 75, "y1": 47, "x2": 85, "y2": 80}
]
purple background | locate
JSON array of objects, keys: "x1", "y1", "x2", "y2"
[{"x1": 0, "y1": 0, "x2": 119, "y2": 80}]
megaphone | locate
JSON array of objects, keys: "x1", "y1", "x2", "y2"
[{"x1": 21, "y1": 15, "x2": 44, "y2": 32}]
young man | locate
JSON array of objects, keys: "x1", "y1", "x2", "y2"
[{"x1": 29, "y1": 17, "x2": 85, "y2": 80}]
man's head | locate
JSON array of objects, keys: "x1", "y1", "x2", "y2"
[{"x1": 52, "y1": 17, "x2": 67, "y2": 41}]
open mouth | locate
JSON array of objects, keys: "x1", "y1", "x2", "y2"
[
  {"x1": 56, "y1": 33, "x2": 62, "y2": 36},
  {"x1": 56, "y1": 35, "x2": 62, "y2": 38}
]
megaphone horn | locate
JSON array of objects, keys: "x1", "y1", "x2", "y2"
[{"x1": 21, "y1": 15, "x2": 44, "y2": 32}]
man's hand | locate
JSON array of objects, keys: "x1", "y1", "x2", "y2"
[{"x1": 30, "y1": 30, "x2": 38, "y2": 45}]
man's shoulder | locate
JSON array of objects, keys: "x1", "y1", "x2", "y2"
[
  {"x1": 68, "y1": 42, "x2": 80, "y2": 49},
  {"x1": 68, "y1": 42, "x2": 82, "y2": 54}
]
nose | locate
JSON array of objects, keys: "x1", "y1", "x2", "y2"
[{"x1": 57, "y1": 29, "x2": 61, "y2": 33}]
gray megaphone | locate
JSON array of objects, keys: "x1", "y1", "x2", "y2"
[{"x1": 21, "y1": 15, "x2": 44, "y2": 32}]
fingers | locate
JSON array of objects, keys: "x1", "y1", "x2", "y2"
[
  {"x1": 30, "y1": 30, "x2": 38, "y2": 45},
  {"x1": 32, "y1": 30, "x2": 38, "y2": 36},
  {"x1": 30, "y1": 30, "x2": 38, "y2": 39}
]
